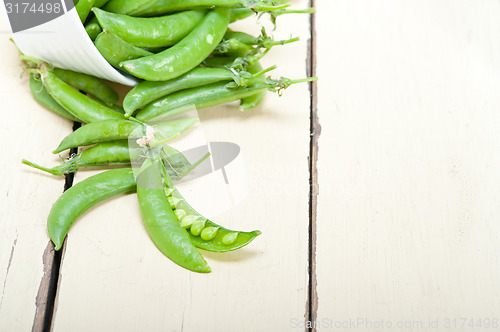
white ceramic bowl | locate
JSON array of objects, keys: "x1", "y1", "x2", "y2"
[{"x1": 1, "y1": 0, "x2": 137, "y2": 86}]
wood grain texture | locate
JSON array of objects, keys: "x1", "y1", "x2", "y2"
[
  {"x1": 51, "y1": 2, "x2": 312, "y2": 331},
  {"x1": 0, "y1": 15, "x2": 74, "y2": 331},
  {"x1": 316, "y1": 0, "x2": 500, "y2": 331}
]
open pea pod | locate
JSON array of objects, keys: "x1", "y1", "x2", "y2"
[{"x1": 160, "y1": 159, "x2": 261, "y2": 252}]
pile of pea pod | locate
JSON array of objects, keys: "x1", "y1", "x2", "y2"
[{"x1": 20, "y1": 0, "x2": 316, "y2": 273}]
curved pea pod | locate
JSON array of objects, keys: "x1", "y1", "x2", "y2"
[
  {"x1": 41, "y1": 69, "x2": 124, "y2": 123},
  {"x1": 123, "y1": 67, "x2": 237, "y2": 117},
  {"x1": 135, "y1": 82, "x2": 267, "y2": 121},
  {"x1": 137, "y1": 160, "x2": 211, "y2": 273},
  {"x1": 75, "y1": 0, "x2": 96, "y2": 23},
  {"x1": 53, "y1": 117, "x2": 198, "y2": 153},
  {"x1": 120, "y1": 8, "x2": 231, "y2": 81},
  {"x1": 240, "y1": 61, "x2": 266, "y2": 110},
  {"x1": 94, "y1": 0, "x2": 110, "y2": 7},
  {"x1": 53, "y1": 68, "x2": 119, "y2": 107},
  {"x1": 29, "y1": 74, "x2": 81, "y2": 122},
  {"x1": 93, "y1": 8, "x2": 207, "y2": 48},
  {"x1": 47, "y1": 168, "x2": 136, "y2": 250},
  {"x1": 161, "y1": 165, "x2": 261, "y2": 253},
  {"x1": 94, "y1": 31, "x2": 153, "y2": 69},
  {"x1": 23, "y1": 141, "x2": 138, "y2": 175},
  {"x1": 85, "y1": 20, "x2": 103, "y2": 40},
  {"x1": 213, "y1": 38, "x2": 255, "y2": 58}
]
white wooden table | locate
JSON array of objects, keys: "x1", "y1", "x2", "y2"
[{"x1": 1, "y1": 1, "x2": 500, "y2": 331}]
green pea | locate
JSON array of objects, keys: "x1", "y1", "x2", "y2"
[
  {"x1": 175, "y1": 209, "x2": 187, "y2": 220},
  {"x1": 180, "y1": 215, "x2": 200, "y2": 229},
  {"x1": 190, "y1": 220, "x2": 206, "y2": 236},
  {"x1": 200, "y1": 227, "x2": 219, "y2": 241},
  {"x1": 222, "y1": 232, "x2": 239, "y2": 245}
]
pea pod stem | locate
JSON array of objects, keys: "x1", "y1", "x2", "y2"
[
  {"x1": 94, "y1": 31, "x2": 153, "y2": 68},
  {"x1": 135, "y1": 76, "x2": 316, "y2": 121},
  {"x1": 23, "y1": 141, "x2": 204, "y2": 181},
  {"x1": 239, "y1": 60, "x2": 266, "y2": 111},
  {"x1": 22, "y1": 159, "x2": 63, "y2": 176}
]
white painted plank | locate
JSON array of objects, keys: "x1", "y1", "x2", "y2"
[
  {"x1": 0, "y1": 14, "x2": 74, "y2": 331},
  {"x1": 52, "y1": 2, "x2": 312, "y2": 331},
  {"x1": 316, "y1": 0, "x2": 500, "y2": 331}
]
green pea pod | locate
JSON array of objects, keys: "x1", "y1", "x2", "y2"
[
  {"x1": 24, "y1": 141, "x2": 135, "y2": 175},
  {"x1": 136, "y1": 82, "x2": 267, "y2": 121},
  {"x1": 230, "y1": 8, "x2": 255, "y2": 22},
  {"x1": 94, "y1": 0, "x2": 110, "y2": 7},
  {"x1": 120, "y1": 8, "x2": 231, "y2": 81},
  {"x1": 29, "y1": 74, "x2": 81, "y2": 122},
  {"x1": 48, "y1": 168, "x2": 136, "y2": 250},
  {"x1": 85, "y1": 21, "x2": 102, "y2": 40},
  {"x1": 137, "y1": 159, "x2": 211, "y2": 273},
  {"x1": 229, "y1": 7, "x2": 314, "y2": 23},
  {"x1": 75, "y1": 0, "x2": 96, "y2": 23},
  {"x1": 161, "y1": 161, "x2": 261, "y2": 252},
  {"x1": 123, "y1": 67, "x2": 237, "y2": 117},
  {"x1": 94, "y1": 31, "x2": 153, "y2": 69},
  {"x1": 102, "y1": 0, "x2": 157, "y2": 15},
  {"x1": 202, "y1": 56, "x2": 239, "y2": 69},
  {"x1": 240, "y1": 61, "x2": 266, "y2": 110},
  {"x1": 53, "y1": 117, "x2": 198, "y2": 153},
  {"x1": 213, "y1": 38, "x2": 255, "y2": 58},
  {"x1": 161, "y1": 144, "x2": 210, "y2": 181},
  {"x1": 136, "y1": 75, "x2": 317, "y2": 121},
  {"x1": 41, "y1": 69, "x2": 124, "y2": 123},
  {"x1": 53, "y1": 68, "x2": 119, "y2": 107},
  {"x1": 24, "y1": 140, "x2": 206, "y2": 180},
  {"x1": 224, "y1": 29, "x2": 299, "y2": 49},
  {"x1": 128, "y1": 0, "x2": 290, "y2": 16},
  {"x1": 93, "y1": 8, "x2": 207, "y2": 48}
]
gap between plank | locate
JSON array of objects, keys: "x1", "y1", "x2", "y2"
[
  {"x1": 32, "y1": 121, "x2": 81, "y2": 332},
  {"x1": 306, "y1": 0, "x2": 320, "y2": 331}
]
